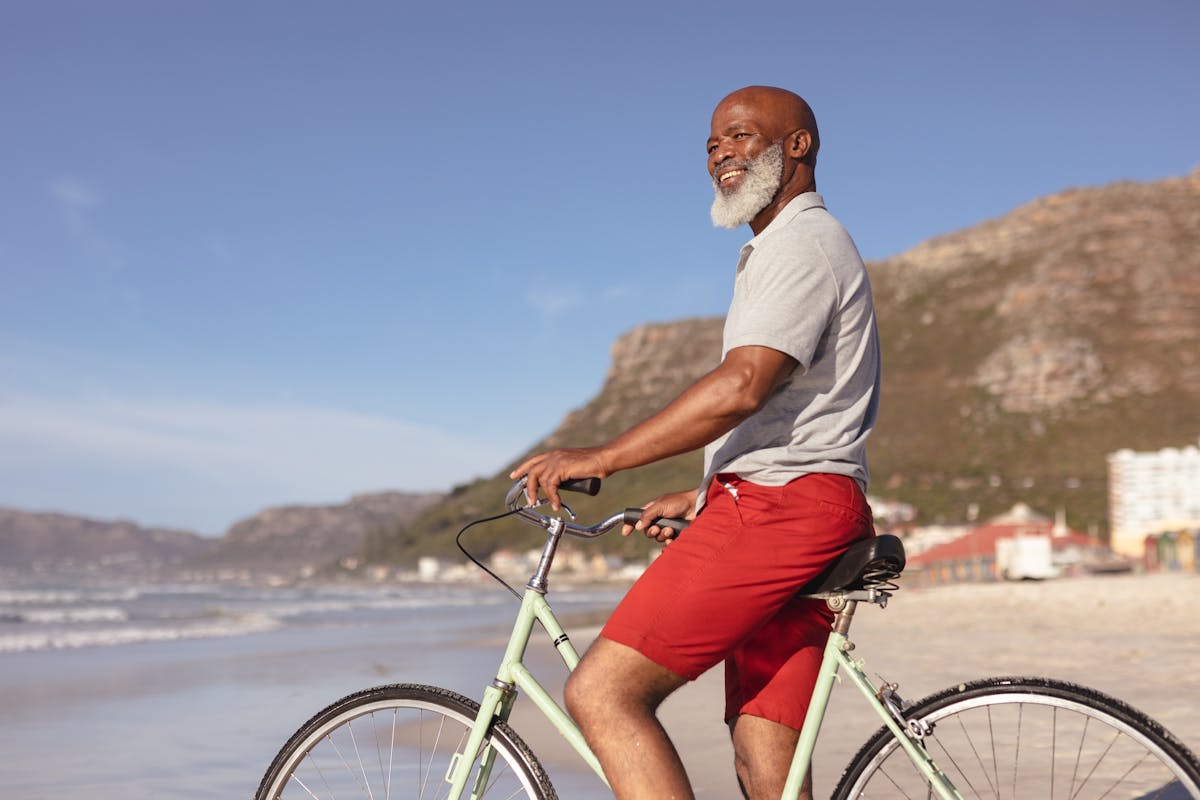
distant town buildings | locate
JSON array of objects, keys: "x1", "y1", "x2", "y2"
[
  {"x1": 1107, "y1": 440, "x2": 1200, "y2": 559},
  {"x1": 906, "y1": 503, "x2": 1124, "y2": 585}
]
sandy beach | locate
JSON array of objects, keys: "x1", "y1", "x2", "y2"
[{"x1": 508, "y1": 571, "x2": 1200, "y2": 798}]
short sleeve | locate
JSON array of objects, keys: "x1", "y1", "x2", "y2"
[{"x1": 723, "y1": 231, "x2": 838, "y2": 371}]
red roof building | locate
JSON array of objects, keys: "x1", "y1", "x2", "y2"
[{"x1": 906, "y1": 504, "x2": 1123, "y2": 585}]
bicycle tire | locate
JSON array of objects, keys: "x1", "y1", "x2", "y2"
[
  {"x1": 255, "y1": 683, "x2": 557, "y2": 800},
  {"x1": 832, "y1": 676, "x2": 1200, "y2": 799}
]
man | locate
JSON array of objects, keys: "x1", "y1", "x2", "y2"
[{"x1": 510, "y1": 85, "x2": 880, "y2": 800}]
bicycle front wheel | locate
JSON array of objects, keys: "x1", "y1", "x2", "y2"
[
  {"x1": 255, "y1": 683, "x2": 557, "y2": 800},
  {"x1": 833, "y1": 676, "x2": 1200, "y2": 799}
]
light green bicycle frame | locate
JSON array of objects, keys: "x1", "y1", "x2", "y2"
[
  {"x1": 782, "y1": 618, "x2": 964, "y2": 799},
  {"x1": 444, "y1": 584, "x2": 965, "y2": 800}
]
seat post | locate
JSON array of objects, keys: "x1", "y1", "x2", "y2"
[{"x1": 828, "y1": 595, "x2": 859, "y2": 637}]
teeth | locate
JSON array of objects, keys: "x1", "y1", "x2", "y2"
[{"x1": 719, "y1": 170, "x2": 745, "y2": 183}]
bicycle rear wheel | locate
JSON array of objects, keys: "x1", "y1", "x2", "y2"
[
  {"x1": 833, "y1": 676, "x2": 1200, "y2": 799},
  {"x1": 255, "y1": 683, "x2": 557, "y2": 800}
]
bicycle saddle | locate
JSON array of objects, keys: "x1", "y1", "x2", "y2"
[{"x1": 796, "y1": 534, "x2": 906, "y2": 596}]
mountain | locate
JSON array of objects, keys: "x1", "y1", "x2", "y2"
[
  {"x1": 367, "y1": 170, "x2": 1200, "y2": 564},
  {"x1": 1, "y1": 491, "x2": 442, "y2": 579},
  {"x1": 194, "y1": 491, "x2": 443, "y2": 578},
  {"x1": 0, "y1": 508, "x2": 213, "y2": 575}
]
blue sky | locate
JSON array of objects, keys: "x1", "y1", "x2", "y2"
[{"x1": 2, "y1": 1, "x2": 1197, "y2": 534}]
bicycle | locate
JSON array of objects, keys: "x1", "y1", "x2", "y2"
[{"x1": 255, "y1": 477, "x2": 1200, "y2": 799}]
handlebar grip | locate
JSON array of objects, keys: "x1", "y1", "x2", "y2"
[
  {"x1": 623, "y1": 508, "x2": 690, "y2": 536},
  {"x1": 561, "y1": 477, "x2": 601, "y2": 496}
]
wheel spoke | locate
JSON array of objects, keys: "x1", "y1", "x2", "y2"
[
  {"x1": 1071, "y1": 726, "x2": 1121, "y2": 799},
  {"x1": 1069, "y1": 716, "x2": 1092, "y2": 800},
  {"x1": 1012, "y1": 702, "x2": 1023, "y2": 798},
  {"x1": 385, "y1": 708, "x2": 396, "y2": 800},
  {"x1": 877, "y1": 761, "x2": 920, "y2": 799},
  {"x1": 986, "y1": 706, "x2": 1001, "y2": 800},
  {"x1": 347, "y1": 719, "x2": 375, "y2": 799},
  {"x1": 1052, "y1": 706, "x2": 1058, "y2": 800}
]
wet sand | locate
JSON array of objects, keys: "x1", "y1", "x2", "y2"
[{"x1": 509, "y1": 571, "x2": 1200, "y2": 798}]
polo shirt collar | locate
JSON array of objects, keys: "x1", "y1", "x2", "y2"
[{"x1": 740, "y1": 192, "x2": 826, "y2": 253}]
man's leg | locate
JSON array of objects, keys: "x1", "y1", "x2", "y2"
[
  {"x1": 729, "y1": 714, "x2": 813, "y2": 800},
  {"x1": 564, "y1": 637, "x2": 692, "y2": 800}
]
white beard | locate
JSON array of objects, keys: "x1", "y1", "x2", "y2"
[{"x1": 710, "y1": 141, "x2": 784, "y2": 229}]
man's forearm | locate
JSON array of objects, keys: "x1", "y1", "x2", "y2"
[
  {"x1": 598, "y1": 362, "x2": 762, "y2": 475},
  {"x1": 509, "y1": 346, "x2": 795, "y2": 509}
]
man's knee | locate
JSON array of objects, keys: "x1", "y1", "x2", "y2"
[
  {"x1": 730, "y1": 714, "x2": 807, "y2": 800},
  {"x1": 563, "y1": 661, "x2": 598, "y2": 723},
  {"x1": 565, "y1": 637, "x2": 686, "y2": 725},
  {"x1": 564, "y1": 641, "x2": 628, "y2": 727}
]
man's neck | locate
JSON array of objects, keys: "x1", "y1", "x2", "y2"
[{"x1": 749, "y1": 181, "x2": 817, "y2": 235}]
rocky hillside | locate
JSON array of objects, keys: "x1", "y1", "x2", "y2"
[
  {"x1": 868, "y1": 169, "x2": 1199, "y2": 524},
  {"x1": 0, "y1": 508, "x2": 212, "y2": 574},
  {"x1": 368, "y1": 169, "x2": 1200, "y2": 563},
  {"x1": 195, "y1": 491, "x2": 442, "y2": 577}
]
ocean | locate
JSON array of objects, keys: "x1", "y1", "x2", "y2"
[{"x1": 0, "y1": 577, "x2": 626, "y2": 799}]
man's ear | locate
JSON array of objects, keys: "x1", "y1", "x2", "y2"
[{"x1": 787, "y1": 129, "x2": 812, "y2": 159}]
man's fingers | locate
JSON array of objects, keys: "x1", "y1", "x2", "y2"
[
  {"x1": 522, "y1": 463, "x2": 543, "y2": 506},
  {"x1": 544, "y1": 480, "x2": 562, "y2": 510},
  {"x1": 638, "y1": 507, "x2": 659, "y2": 528},
  {"x1": 508, "y1": 456, "x2": 535, "y2": 481}
]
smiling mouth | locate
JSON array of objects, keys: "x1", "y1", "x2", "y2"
[{"x1": 718, "y1": 169, "x2": 746, "y2": 185}]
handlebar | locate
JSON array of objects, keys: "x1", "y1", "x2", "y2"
[{"x1": 505, "y1": 477, "x2": 690, "y2": 539}]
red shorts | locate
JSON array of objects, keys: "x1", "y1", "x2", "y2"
[{"x1": 600, "y1": 472, "x2": 874, "y2": 730}]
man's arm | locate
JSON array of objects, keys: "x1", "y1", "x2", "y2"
[{"x1": 509, "y1": 345, "x2": 797, "y2": 508}]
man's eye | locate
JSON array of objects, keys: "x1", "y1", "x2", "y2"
[{"x1": 734, "y1": 132, "x2": 750, "y2": 139}]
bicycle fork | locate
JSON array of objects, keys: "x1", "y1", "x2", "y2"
[
  {"x1": 443, "y1": 587, "x2": 607, "y2": 800},
  {"x1": 442, "y1": 681, "x2": 516, "y2": 800},
  {"x1": 783, "y1": 597, "x2": 966, "y2": 800}
]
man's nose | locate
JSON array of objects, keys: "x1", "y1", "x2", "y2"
[{"x1": 711, "y1": 142, "x2": 734, "y2": 167}]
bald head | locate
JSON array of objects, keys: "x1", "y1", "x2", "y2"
[{"x1": 713, "y1": 86, "x2": 819, "y2": 167}]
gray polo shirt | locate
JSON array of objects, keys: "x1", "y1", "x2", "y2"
[{"x1": 699, "y1": 192, "x2": 880, "y2": 507}]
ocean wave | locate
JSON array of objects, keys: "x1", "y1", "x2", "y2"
[
  {"x1": 0, "y1": 612, "x2": 281, "y2": 654},
  {"x1": 0, "y1": 587, "x2": 141, "y2": 605},
  {"x1": 241, "y1": 589, "x2": 509, "y2": 621},
  {"x1": 2, "y1": 606, "x2": 130, "y2": 625}
]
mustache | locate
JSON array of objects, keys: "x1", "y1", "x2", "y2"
[{"x1": 711, "y1": 158, "x2": 756, "y2": 188}]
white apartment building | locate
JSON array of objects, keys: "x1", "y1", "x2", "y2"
[{"x1": 1107, "y1": 440, "x2": 1200, "y2": 558}]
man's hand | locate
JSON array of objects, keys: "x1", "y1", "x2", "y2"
[
  {"x1": 623, "y1": 489, "x2": 699, "y2": 543},
  {"x1": 509, "y1": 447, "x2": 610, "y2": 510}
]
